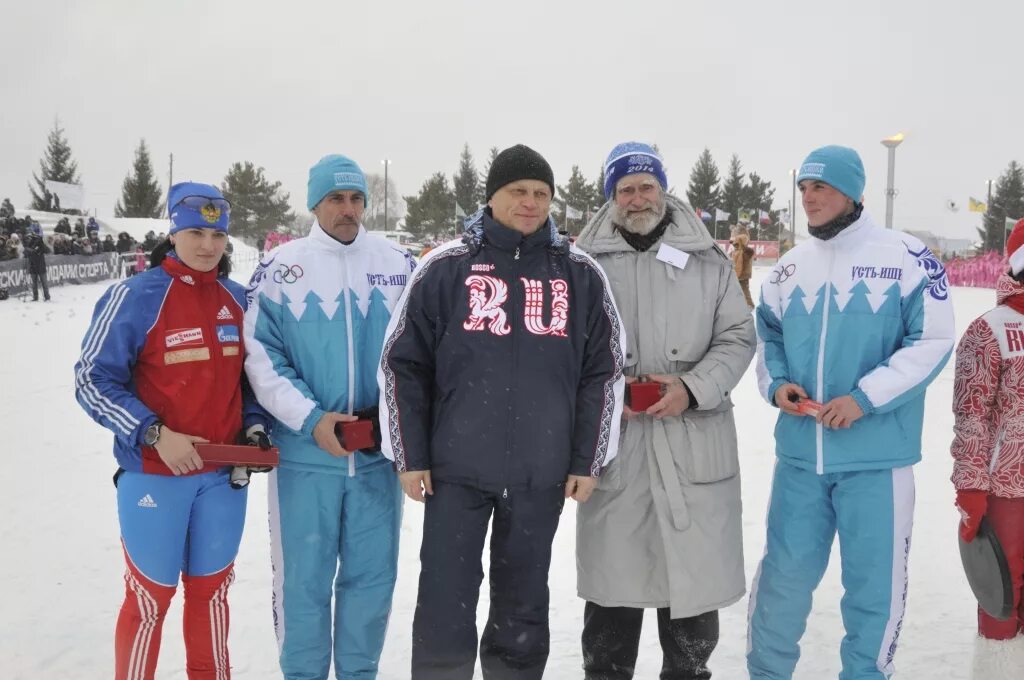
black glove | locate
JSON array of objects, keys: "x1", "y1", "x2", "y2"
[
  {"x1": 247, "y1": 426, "x2": 273, "y2": 451},
  {"x1": 231, "y1": 424, "x2": 273, "y2": 489},
  {"x1": 352, "y1": 405, "x2": 382, "y2": 452}
]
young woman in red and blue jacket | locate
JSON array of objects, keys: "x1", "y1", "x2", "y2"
[{"x1": 74, "y1": 182, "x2": 270, "y2": 680}]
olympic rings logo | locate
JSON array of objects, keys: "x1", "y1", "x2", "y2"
[
  {"x1": 770, "y1": 263, "x2": 796, "y2": 284},
  {"x1": 273, "y1": 264, "x2": 304, "y2": 284}
]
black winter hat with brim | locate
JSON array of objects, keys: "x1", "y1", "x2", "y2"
[{"x1": 485, "y1": 144, "x2": 555, "y2": 201}]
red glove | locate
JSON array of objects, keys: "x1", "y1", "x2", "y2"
[{"x1": 956, "y1": 489, "x2": 988, "y2": 543}]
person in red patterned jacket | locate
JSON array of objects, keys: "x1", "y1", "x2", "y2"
[
  {"x1": 75, "y1": 182, "x2": 270, "y2": 680},
  {"x1": 952, "y1": 217, "x2": 1024, "y2": 677}
]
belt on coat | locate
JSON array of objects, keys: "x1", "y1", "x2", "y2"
[{"x1": 651, "y1": 419, "x2": 690, "y2": 531}]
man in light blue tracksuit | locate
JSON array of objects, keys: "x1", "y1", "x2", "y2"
[
  {"x1": 747, "y1": 145, "x2": 955, "y2": 679},
  {"x1": 244, "y1": 155, "x2": 416, "y2": 679}
]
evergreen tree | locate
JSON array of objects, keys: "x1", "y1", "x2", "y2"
[
  {"x1": 29, "y1": 121, "x2": 81, "y2": 213},
  {"x1": 453, "y1": 143, "x2": 482, "y2": 216},
  {"x1": 403, "y1": 172, "x2": 457, "y2": 241},
  {"x1": 744, "y1": 172, "x2": 778, "y2": 241},
  {"x1": 362, "y1": 172, "x2": 403, "y2": 231},
  {"x1": 979, "y1": 161, "x2": 1024, "y2": 252},
  {"x1": 717, "y1": 154, "x2": 746, "y2": 240},
  {"x1": 220, "y1": 161, "x2": 294, "y2": 245},
  {"x1": 685, "y1": 148, "x2": 721, "y2": 216},
  {"x1": 479, "y1": 146, "x2": 500, "y2": 198},
  {"x1": 593, "y1": 164, "x2": 606, "y2": 206},
  {"x1": 115, "y1": 139, "x2": 164, "y2": 218},
  {"x1": 555, "y1": 165, "x2": 593, "y2": 235}
]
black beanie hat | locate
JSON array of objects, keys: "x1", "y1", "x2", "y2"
[{"x1": 485, "y1": 144, "x2": 555, "y2": 201}]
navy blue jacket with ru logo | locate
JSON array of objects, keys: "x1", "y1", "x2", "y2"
[{"x1": 377, "y1": 209, "x2": 626, "y2": 492}]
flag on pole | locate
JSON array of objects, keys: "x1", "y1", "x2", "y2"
[
  {"x1": 738, "y1": 208, "x2": 754, "y2": 224},
  {"x1": 777, "y1": 208, "x2": 790, "y2": 226},
  {"x1": 43, "y1": 180, "x2": 85, "y2": 211},
  {"x1": 1007, "y1": 216, "x2": 1019, "y2": 232},
  {"x1": 695, "y1": 208, "x2": 712, "y2": 222},
  {"x1": 565, "y1": 204, "x2": 583, "y2": 220},
  {"x1": 758, "y1": 209, "x2": 771, "y2": 225},
  {"x1": 715, "y1": 208, "x2": 730, "y2": 222},
  {"x1": 455, "y1": 203, "x2": 467, "y2": 218},
  {"x1": 969, "y1": 197, "x2": 988, "y2": 213}
]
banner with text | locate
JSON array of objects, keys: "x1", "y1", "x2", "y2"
[
  {"x1": 715, "y1": 240, "x2": 780, "y2": 259},
  {"x1": 0, "y1": 253, "x2": 119, "y2": 296}
]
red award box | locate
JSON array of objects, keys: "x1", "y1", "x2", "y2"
[
  {"x1": 628, "y1": 382, "x2": 663, "y2": 412},
  {"x1": 795, "y1": 398, "x2": 824, "y2": 417},
  {"x1": 335, "y1": 420, "x2": 376, "y2": 451},
  {"x1": 194, "y1": 443, "x2": 280, "y2": 467}
]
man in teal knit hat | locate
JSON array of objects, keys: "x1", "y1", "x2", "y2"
[
  {"x1": 245, "y1": 153, "x2": 415, "y2": 679},
  {"x1": 746, "y1": 145, "x2": 955, "y2": 679}
]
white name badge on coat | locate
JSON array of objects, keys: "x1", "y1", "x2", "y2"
[{"x1": 656, "y1": 243, "x2": 690, "y2": 271}]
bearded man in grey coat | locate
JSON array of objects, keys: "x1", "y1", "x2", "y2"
[{"x1": 574, "y1": 142, "x2": 755, "y2": 680}]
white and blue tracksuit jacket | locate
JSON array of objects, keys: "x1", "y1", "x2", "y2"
[
  {"x1": 755, "y1": 213, "x2": 955, "y2": 474},
  {"x1": 243, "y1": 223, "x2": 415, "y2": 678},
  {"x1": 747, "y1": 213, "x2": 955, "y2": 680},
  {"x1": 244, "y1": 223, "x2": 415, "y2": 474}
]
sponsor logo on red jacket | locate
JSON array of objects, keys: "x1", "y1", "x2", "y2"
[{"x1": 165, "y1": 328, "x2": 204, "y2": 348}]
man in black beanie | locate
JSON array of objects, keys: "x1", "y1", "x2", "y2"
[{"x1": 379, "y1": 144, "x2": 626, "y2": 679}]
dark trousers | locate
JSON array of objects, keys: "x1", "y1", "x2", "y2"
[
  {"x1": 582, "y1": 602, "x2": 719, "y2": 680},
  {"x1": 31, "y1": 269, "x2": 49, "y2": 300},
  {"x1": 411, "y1": 481, "x2": 565, "y2": 680}
]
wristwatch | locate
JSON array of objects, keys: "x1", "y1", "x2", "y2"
[{"x1": 144, "y1": 421, "x2": 163, "y2": 447}]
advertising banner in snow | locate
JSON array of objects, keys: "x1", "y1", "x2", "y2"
[
  {"x1": 715, "y1": 240, "x2": 781, "y2": 259},
  {"x1": 0, "y1": 252, "x2": 119, "y2": 296}
]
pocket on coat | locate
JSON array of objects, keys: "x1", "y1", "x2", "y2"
[
  {"x1": 667, "y1": 408, "x2": 740, "y2": 484},
  {"x1": 597, "y1": 419, "x2": 637, "y2": 492},
  {"x1": 664, "y1": 280, "x2": 713, "y2": 363}
]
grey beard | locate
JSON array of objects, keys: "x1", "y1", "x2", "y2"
[{"x1": 611, "y1": 200, "x2": 667, "y2": 235}]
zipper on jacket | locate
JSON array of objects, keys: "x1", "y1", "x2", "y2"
[
  {"x1": 814, "y1": 248, "x2": 835, "y2": 475},
  {"x1": 502, "y1": 249, "x2": 522, "y2": 494},
  {"x1": 343, "y1": 250, "x2": 356, "y2": 478}
]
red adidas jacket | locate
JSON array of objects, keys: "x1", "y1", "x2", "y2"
[{"x1": 75, "y1": 255, "x2": 265, "y2": 475}]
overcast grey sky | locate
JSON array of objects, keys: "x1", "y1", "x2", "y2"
[{"x1": 1, "y1": 0, "x2": 1020, "y2": 240}]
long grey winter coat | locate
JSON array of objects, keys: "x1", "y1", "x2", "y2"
[{"x1": 575, "y1": 195, "x2": 755, "y2": 618}]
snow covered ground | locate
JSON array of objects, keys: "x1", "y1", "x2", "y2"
[{"x1": 0, "y1": 264, "x2": 992, "y2": 679}]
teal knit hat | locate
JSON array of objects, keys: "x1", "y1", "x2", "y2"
[
  {"x1": 796, "y1": 145, "x2": 865, "y2": 202},
  {"x1": 307, "y1": 154, "x2": 368, "y2": 210}
]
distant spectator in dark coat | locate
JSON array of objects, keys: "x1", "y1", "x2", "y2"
[
  {"x1": 23, "y1": 232, "x2": 50, "y2": 301},
  {"x1": 116, "y1": 232, "x2": 135, "y2": 254}
]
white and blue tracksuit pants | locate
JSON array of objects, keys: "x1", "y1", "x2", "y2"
[
  {"x1": 747, "y1": 460, "x2": 915, "y2": 680},
  {"x1": 269, "y1": 461, "x2": 402, "y2": 680}
]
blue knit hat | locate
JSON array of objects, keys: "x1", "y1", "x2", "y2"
[
  {"x1": 307, "y1": 154, "x2": 368, "y2": 211},
  {"x1": 796, "y1": 145, "x2": 866, "y2": 202},
  {"x1": 167, "y1": 182, "x2": 229, "y2": 234},
  {"x1": 603, "y1": 142, "x2": 668, "y2": 199}
]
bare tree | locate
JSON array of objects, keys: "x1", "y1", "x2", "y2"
[{"x1": 363, "y1": 173, "x2": 405, "y2": 231}]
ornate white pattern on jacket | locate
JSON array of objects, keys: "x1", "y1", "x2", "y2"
[
  {"x1": 463, "y1": 275, "x2": 511, "y2": 336},
  {"x1": 952, "y1": 282, "x2": 1024, "y2": 497},
  {"x1": 568, "y1": 248, "x2": 625, "y2": 474}
]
